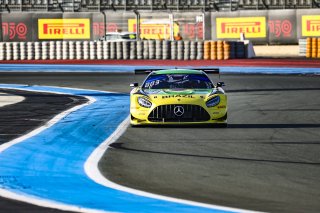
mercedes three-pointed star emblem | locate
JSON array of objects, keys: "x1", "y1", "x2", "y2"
[{"x1": 174, "y1": 106, "x2": 184, "y2": 116}]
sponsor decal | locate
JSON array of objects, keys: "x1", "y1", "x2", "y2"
[
  {"x1": 183, "y1": 23, "x2": 203, "y2": 40},
  {"x1": 162, "y1": 95, "x2": 194, "y2": 99},
  {"x1": 128, "y1": 19, "x2": 179, "y2": 40},
  {"x1": 174, "y1": 106, "x2": 184, "y2": 116},
  {"x1": 38, "y1": 19, "x2": 90, "y2": 39},
  {"x1": 302, "y1": 15, "x2": 320, "y2": 37},
  {"x1": 93, "y1": 22, "x2": 105, "y2": 37},
  {"x1": 216, "y1": 17, "x2": 266, "y2": 38},
  {"x1": 218, "y1": 106, "x2": 226, "y2": 109},
  {"x1": 2, "y1": 22, "x2": 28, "y2": 40},
  {"x1": 93, "y1": 22, "x2": 119, "y2": 37},
  {"x1": 268, "y1": 19, "x2": 292, "y2": 38}
]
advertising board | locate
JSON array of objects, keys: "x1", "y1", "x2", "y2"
[
  {"x1": 267, "y1": 10, "x2": 297, "y2": 44},
  {"x1": 128, "y1": 19, "x2": 179, "y2": 40},
  {"x1": 216, "y1": 17, "x2": 266, "y2": 39},
  {"x1": 301, "y1": 15, "x2": 320, "y2": 37},
  {"x1": 38, "y1": 19, "x2": 91, "y2": 40},
  {"x1": 1, "y1": 13, "x2": 33, "y2": 42},
  {"x1": 1, "y1": 9, "x2": 320, "y2": 43}
]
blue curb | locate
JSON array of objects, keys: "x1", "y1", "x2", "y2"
[
  {"x1": 0, "y1": 64, "x2": 320, "y2": 74},
  {"x1": 0, "y1": 84, "x2": 237, "y2": 213}
]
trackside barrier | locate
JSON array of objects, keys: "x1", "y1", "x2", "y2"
[
  {"x1": 103, "y1": 41, "x2": 109, "y2": 60},
  {"x1": 27, "y1": 42, "x2": 34, "y2": 60},
  {"x1": 300, "y1": 38, "x2": 320, "y2": 58},
  {"x1": 130, "y1": 41, "x2": 136, "y2": 60},
  {"x1": 171, "y1": 41, "x2": 177, "y2": 60},
  {"x1": 162, "y1": 40, "x2": 170, "y2": 60},
  {"x1": 0, "y1": 41, "x2": 250, "y2": 61},
  {"x1": 136, "y1": 41, "x2": 143, "y2": 60},
  {"x1": 0, "y1": 43, "x2": 5, "y2": 60},
  {"x1": 177, "y1": 41, "x2": 183, "y2": 60},
  {"x1": 197, "y1": 41, "x2": 203, "y2": 60},
  {"x1": 190, "y1": 41, "x2": 196, "y2": 60},
  {"x1": 20, "y1": 42, "x2": 26, "y2": 60},
  {"x1": 83, "y1": 41, "x2": 89, "y2": 60},
  {"x1": 41, "y1": 42, "x2": 48, "y2": 60},
  {"x1": 203, "y1": 41, "x2": 245, "y2": 60}
]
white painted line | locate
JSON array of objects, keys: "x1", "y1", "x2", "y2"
[
  {"x1": 0, "y1": 92, "x2": 25, "y2": 107},
  {"x1": 0, "y1": 86, "x2": 115, "y2": 213},
  {"x1": 0, "y1": 85, "x2": 260, "y2": 213},
  {"x1": 85, "y1": 119, "x2": 260, "y2": 213},
  {"x1": 0, "y1": 189, "x2": 110, "y2": 213},
  {"x1": 0, "y1": 87, "x2": 94, "y2": 154}
]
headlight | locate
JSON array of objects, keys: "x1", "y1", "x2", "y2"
[
  {"x1": 206, "y1": 96, "x2": 220, "y2": 107},
  {"x1": 138, "y1": 97, "x2": 152, "y2": 108}
]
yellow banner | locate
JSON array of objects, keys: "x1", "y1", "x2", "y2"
[
  {"x1": 216, "y1": 17, "x2": 266, "y2": 39},
  {"x1": 302, "y1": 15, "x2": 320, "y2": 37},
  {"x1": 38, "y1": 19, "x2": 90, "y2": 40},
  {"x1": 128, "y1": 19, "x2": 179, "y2": 40}
]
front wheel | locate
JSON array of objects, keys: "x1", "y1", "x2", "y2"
[{"x1": 216, "y1": 123, "x2": 228, "y2": 128}]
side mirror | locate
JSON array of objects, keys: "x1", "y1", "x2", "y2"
[
  {"x1": 216, "y1": 82, "x2": 225, "y2": 87},
  {"x1": 130, "y1": 83, "x2": 139, "y2": 87}
]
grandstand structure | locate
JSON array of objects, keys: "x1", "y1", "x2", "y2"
[{"x1": 0, "y1": 0, "x2": 319, "y2": 12}]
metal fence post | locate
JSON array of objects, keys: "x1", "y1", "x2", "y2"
[
  {"x1": 169, "y1": 13, "x2": 174, "y2": 41},
  {"x1": 134, "y1": 10, "x2": 140, "y2": 40}
]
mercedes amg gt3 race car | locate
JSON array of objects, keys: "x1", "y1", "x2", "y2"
[{"x1": 130, "y1": 68, "x2": 227, "y2": 126}]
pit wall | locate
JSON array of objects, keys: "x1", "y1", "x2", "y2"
[
  {"x1": 0, "y1": 40, "x2": 247, "y2": 61},
  {"x1": 0, "y1": 9, "x2": 320, "y2": 44}
]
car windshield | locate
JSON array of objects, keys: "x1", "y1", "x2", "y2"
[
  {"x1": 104, "y1": 33, "x2": 136, "y2": 41},
  {"x1": 105, "y1": 34, "x2": 121, "y2": 40},
  {"x1": 122, "y1": 34, "x2": 136, "y2": 39},
  {"x1": 143, "y1": 74, "x2": 213, "y2": 89}
]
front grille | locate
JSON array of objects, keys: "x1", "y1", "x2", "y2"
[{"x1": 148, "y1": 104, "x2": 210, "y2": 122}]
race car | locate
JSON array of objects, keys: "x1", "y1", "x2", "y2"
[{"x1": 130, "y1": 68, "x2": 227, "y2": 126}]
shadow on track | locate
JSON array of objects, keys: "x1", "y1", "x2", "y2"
[
  {"x1": 132, "y1": 123, "x2": 320, "y2": 129},
  {"x1": 227, "y1": 124, "x2": 320, "y2": 128},
  {"x1": 227, "y1": 88, "x2": 320, "y2": 93},
  {"x1": 109, "y1": 143, "x2": 320, "y2": 166}
]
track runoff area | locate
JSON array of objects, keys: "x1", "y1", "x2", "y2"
[{"x1": 0, "y1": 62, "x2": 319, "y2": 213}]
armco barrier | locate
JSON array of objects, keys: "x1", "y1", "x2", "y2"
[{"x1": 0, "y1": 41, "x2": 249, "y2": 61}]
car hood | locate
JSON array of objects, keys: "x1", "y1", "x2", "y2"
[
  {"x1": 141, "y1": 88, "x2": 214, "y2": 104},
  {"x1": 147, "y1": 88, "x2": 214, "y2": 94}
]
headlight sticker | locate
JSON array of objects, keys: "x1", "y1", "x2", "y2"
[
  {"x1": 138, "y1": 97, "x2": 152, "y2": 108},
  {"x1": 206, "y1": 96, "x2": 220, "y2": 107}
]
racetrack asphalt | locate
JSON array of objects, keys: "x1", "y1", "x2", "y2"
[
  {"x1": 0, "y1": 88, "x2": 86, "y2": 212},
  {"x1": 0, "y1": 72, "x2": 319, "y2": 212}
]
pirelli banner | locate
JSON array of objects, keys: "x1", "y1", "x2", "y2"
[
  {"x1": 297, "y1": 10, "x2": 320, "y2": 39},
  {"x1": 36, "y1": 13, "x2": 104, "y2": 41},
  {"x1": 211, "y1": 9, "x2": 319, "y2": 44},
  {"x1": 0, "y1": 13, "x2": 104, "y2": 42},
  {"x1": 125, "y1": 12, "x2": 205, "y2": 40},
  {"x1": 0, "y1": 12, "x2": 206, "y2": 42},
  {"x1": 1, "y1": 9, "x2": 320, "y2": 43}
]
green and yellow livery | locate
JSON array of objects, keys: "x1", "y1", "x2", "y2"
[{"x1": 130, "y1": 69, "x2": 227, "y2": 126}]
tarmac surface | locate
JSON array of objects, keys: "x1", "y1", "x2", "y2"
[
  {"x1": 1, "y1": 58, "x2": 320, "y2": 68},
  {"x1": 0, "y1": 88, "x2": 86, "y2": 212},
  {"x1": 0, "y1": 72, "x2": 319, "y2": 212},
  {"x1": 0, "y1": 92, "x2": 24, "y2": 107}
]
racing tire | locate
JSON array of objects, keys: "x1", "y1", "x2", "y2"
[
  {"x1": 216, "y1": 123, "x2": 228, "y2": 128},
  {"x1": 130, "y1": 124, "x2": 143, "y2": 128}
]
